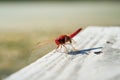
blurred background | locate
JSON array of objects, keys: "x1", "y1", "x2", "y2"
[{"x1": 0, "y1": 0, "x2": 120, "y2": 79}]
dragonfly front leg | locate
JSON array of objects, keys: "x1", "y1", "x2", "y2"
[
  {"x1": 54, "y1": 45, "x2": 64, "y2": 53},
  {"x1": 54, "y1": 45, "x2": 60, "y2": 53}
]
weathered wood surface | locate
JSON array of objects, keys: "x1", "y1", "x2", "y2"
[{"x1": 5, "y1": 27, "x2": 120, "y2": 80}]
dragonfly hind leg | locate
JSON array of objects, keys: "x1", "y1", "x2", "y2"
[{"x1": 62, "y1": 44, "x2": 69, "y2": 53}]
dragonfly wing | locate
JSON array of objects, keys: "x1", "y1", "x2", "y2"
[{"x1": 28, "y1": 40, "x2": 56, "y2": 63}]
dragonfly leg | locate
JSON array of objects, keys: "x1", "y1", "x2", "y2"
[
  {"x1": 68, "y1": 39, "x2": 77, "y2": 51},
  {"x1": 54, "y1": 45, "x2": 60, "y2": 53},
  {"x1": 69, "y1": 43, "x2": 77, "y2": 51},
  {"x1": 62, "y1": 44, "x2": 69, "y2": 53},
  {"x1": 71, "y1": 39, "x2": 77, "y2": 44},
  {"x1": 59, "y1": 45, "x2": 63, "y2": 52},
  {"x1": 54, "y1": 45, "x2": 63, "y2": 53},
  {"x1": 55, "y1": 44, "x2": 69, "y2": 53}
]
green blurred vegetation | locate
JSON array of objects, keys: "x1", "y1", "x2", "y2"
[
  {"x1": 0, "y1": 31, "x2": 51, "y2": 79},
  {"x1": 0, "y1": 32, "x2": 31, "y2": 79}
]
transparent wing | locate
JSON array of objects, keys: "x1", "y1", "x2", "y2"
[{"x1": 28, "y1": 39, "x2": 56, "y2": 63}]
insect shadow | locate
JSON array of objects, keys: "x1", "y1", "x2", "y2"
[{"x1": 68, "y1": 47, "x2": 103, "y2": 55}]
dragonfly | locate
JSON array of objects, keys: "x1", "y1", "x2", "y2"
[
  {"x1": 30, "y1": 28, "x2": 103, "y2": 63},
  {"x1": 33, "y1": 28, "x2": 82, "y2": 53},
  {"x1": 33, "y1": 28, "x2": 103, "y2": 54},
  {"x1": 29, "y1": 28, "x2": 82, "y2": 62}
]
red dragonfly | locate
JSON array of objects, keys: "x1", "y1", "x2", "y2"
[
  {"x1": 33, "y1": 28, "x2": 82, "y2": 53},
  {"x1": 30, "y1": 28, "x2": 103, "y2": 63},
  {"x1": 30, "y1": 28, "x2": 82, "y2": 62}
]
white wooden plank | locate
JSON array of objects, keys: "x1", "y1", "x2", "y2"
[{"x1": 5, "y1": 26, "x2": 120, "y2": 80}]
